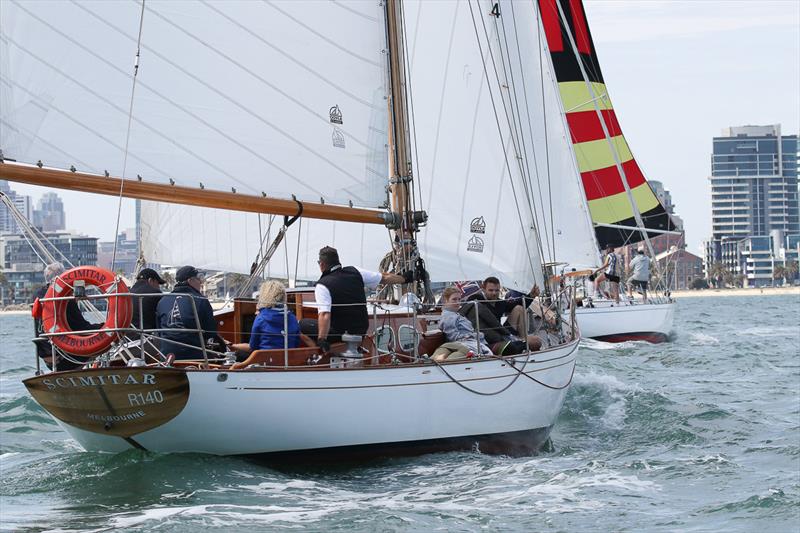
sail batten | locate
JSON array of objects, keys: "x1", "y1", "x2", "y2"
[{"x1": 538, "y1": 0, "x2": 676, "y2": 248}]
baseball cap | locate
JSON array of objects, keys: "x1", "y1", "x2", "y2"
[
  {"x1": 175, "y1": 265, "x2": 201, "y2": 283},
  {"x1": 136, "y1": 268, "x2": 166, "y2": 284}
]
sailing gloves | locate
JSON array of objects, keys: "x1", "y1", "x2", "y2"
[
  {"x1": 402, "y1": 270, "x2": 415, "y2": 284},
  {"x1": 317, "y1": 339, "x2": 331, "y2": 354}
]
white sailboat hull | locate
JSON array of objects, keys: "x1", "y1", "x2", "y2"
[
  {"x1": 50, "y1": 340, "x2": 578, "y2": 457},
  {"x1": 575, "y1": 301, "x2": 674, "y2": 343}
]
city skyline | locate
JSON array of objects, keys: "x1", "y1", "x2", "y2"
[{"x1": 7, "y1": 0, "x2": 800, "y2": 258}]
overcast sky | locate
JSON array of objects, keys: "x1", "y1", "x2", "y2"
[{"x1": 11, "y1": 0, "x2": 800, "y2": 254}]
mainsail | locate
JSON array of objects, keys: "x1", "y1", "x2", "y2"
[
  {"x1": 537, "y1": 0, "x2": 676, "y2": 248},
  {"x1": 0, "y1": 0, "x2": 389, "y2": 207},
  {"x1": 1, "y1": 0, "x2": 551, "y2": 290}
]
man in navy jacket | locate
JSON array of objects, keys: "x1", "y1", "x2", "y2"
[{"x1": 156, "y1": 265, "x2": 226, "y2": 359}]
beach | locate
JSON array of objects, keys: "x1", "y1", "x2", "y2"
[{"x1": 671, "y1": 286, "x2": 800, "y2": 298}]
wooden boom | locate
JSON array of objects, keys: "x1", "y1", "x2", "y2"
[{"x1": 0, "y1": 162, "x2": 396, "y2": 226}]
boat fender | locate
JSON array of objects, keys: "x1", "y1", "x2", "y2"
[
  {"x1": 31, "y1": 297, "x2": 43, "y2": 320},
  {"x1": 41, "y1": 266, "x2": 133, "y2": 357}
]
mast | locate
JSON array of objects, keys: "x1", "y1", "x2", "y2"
[
  {"x1": 0, "y1": 161, "x2": 398, "y2": 226},
  {"x1": 553, "y1": 1, "x2": 658, "y2": 262},
  {"x1": 385, "y1": 0, "x2": 427, "y2": 280}
]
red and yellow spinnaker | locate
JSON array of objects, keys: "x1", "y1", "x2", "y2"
[{"x1": 538, "y1": 0, "x2": 676, "y2": 248}]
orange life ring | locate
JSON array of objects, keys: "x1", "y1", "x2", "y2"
[{"x1": 41, "y1": 266, "x2": 133, "y2": 357}]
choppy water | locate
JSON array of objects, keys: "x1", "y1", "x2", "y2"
[{"x1": 1, "y1": 295, "x2": 798, "y2": 532}]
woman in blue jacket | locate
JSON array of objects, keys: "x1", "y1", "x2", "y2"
[{"x1": 244, "y1": 280, "x2": 314, "y2": 351}]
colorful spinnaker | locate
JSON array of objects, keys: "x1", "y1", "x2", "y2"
[{"x1": 538, "y1": 0, "x2": 676, "y2": 248}]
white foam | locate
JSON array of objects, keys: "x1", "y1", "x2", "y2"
[{"x1": 689, "y1": 332, "x2": 719, "y2": 345}]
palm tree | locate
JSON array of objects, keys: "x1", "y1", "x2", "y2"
[
  {"x1": 785, "y1": 260, "x2": 799, "y2": 283},
  {"x1": 708, "y1": 262, "x2": 728, "y2": 288},
  {"x1": 772, "y1": 265, "x2": 787, "y2": 287},
  {"x1": 227, "y1": 273, "x2": 253, "y2": 297}
]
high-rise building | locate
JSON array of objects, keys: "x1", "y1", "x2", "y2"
[
  {"x1": 704, "y1": 124, "x2": 799, "y2": 287},
  {"x1": 33, "y1": 192, "x2": 66, "y2": 231},
  {"x1": 0, "y1": 180, "x2": 33, "y2": 234},
  {"x1": 0, "y1": 231, "x2": 98, "y2": 304}
]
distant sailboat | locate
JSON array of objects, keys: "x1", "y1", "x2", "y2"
[
  {"x1": 1, "y1": 0, "x2": 580, "y2": 456},
  {"x1": 535, "y1": 0, "x2": 677, "y2": 343}
]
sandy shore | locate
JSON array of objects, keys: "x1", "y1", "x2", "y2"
[
  {"x1": 0, "y1": 310, "x2": 30, "y2": 316},
  {"x1": 672, "y1": 286, "x2": 800, "y2": 298}
]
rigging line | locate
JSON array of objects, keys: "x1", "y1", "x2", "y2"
[
  {"x1": 477, "y1": 4, "x2": 537, "y2": 223},
  {"x1": 503, "y1": 2, "x2": 551, "y2": 261},
  {"x1": 293, "y1": 217, "x2": 302, "y2": 287},
  {"x1": 42, "y1": 3, "x2": 321, "y2": 197},
  {"x1": 495, "y1": 3, "x2": 553, "y2": 263},
  {"x1": 467, "y1": 0, "x2": 538, "y2": 279},
  {"x1": 0, "y1": 194, "x2": 56, "y2": 265},
  {"x1": 535, "y1": 2, "x2": 557, "y2": 264},
  {"x1": 399, "y1": 0, "x2": 424, "y2": 215},
  {"x1": 112, "y1": 0, "x2": 145, "y2": 273},
  {"x1": 420, "y1": 1, "x2": 460, "y2": 250},
  {"x1": 474, "y1": 1, "x2": 546, "y2": 266}
]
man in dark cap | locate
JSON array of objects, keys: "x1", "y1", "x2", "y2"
[
  {"x1": 303, "y1": 246, "x2": 412, "y2": 353},
  {"x1": 156, "y1": 265, "x2": 226, "y2": 359},
  {"x1": 129, "y1": 268, "x2": 166, "y2": 338}
]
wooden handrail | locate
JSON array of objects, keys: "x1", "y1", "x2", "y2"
[{"x1": 0, "y1": 162, "x2": 396, "y2": 226}]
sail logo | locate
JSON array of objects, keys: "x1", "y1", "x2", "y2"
[
  {"x1": 467, "y1": 235, "x2": 484, "y2": 253},
  {"x1": 470, "y1": 216, "x2": 486, "y2": 234},
  {"x1": 329, "y1": 105, "x2": 343, "y2": 124},
  {"x1": 167, "y1": 299, "x2": 184, "y2": 328},
  {"x1": 332, "y1": 128, "x2": 346, "y2": 149}
]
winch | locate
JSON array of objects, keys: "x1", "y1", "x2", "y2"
[{"x1": 329, "y1": 333, "x2": 364, "y2": 368}]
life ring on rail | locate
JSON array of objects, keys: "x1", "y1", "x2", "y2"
[{"x1": 41, "y1": 266, "x2": 133, "y2": 357}]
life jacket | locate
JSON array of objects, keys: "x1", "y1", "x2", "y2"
[{"x1": 316, "y1": 265, "x2": 369, "y2": 335}]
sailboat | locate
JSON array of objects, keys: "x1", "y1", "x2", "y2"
[
  {"x1": 533, "y1": 0, "x2": 678, "y2": 343},
  {"x1": 0, "y1": 0, "x2": 580, "y2": 456}
]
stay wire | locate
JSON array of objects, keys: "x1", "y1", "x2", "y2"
[
  {"x1": 474, "y1": 1, "x2": 547, "y2": 267},
  {"x1": 111, "y1": 0, "x2": 145, "y2": 273},
  {"x1": 477, "y1": 2, "x2": 538, "y2": 229},
  {"x1": 536, "y1": 2, "x2": 557, "y2": 264},
  {"x1": 467, "y1": 0, "x2": 542, "y2": 277},
  {"x1": 504, "y1": 1, "x2": 553, "y2": 263}
]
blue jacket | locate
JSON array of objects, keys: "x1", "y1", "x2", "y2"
[
  {"x1": 249, "y1": 306, "x2": 301, "y2": 350},
  {"x1": 156, "y1": 283, "x2": 222, "y2": 359}
]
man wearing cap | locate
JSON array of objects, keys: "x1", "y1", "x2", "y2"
[
  {"x1": 130, "y1": 268, "x2": 166, "y2": 336},
  {"x1": 302, "y1": 246, "x2": 412, "y2": 353},
  {"x1": 156, "y1": 265, "x2": 226, "y2": 359},
  {"x1": 627, "y1": 248, "x2": 651, "y2": 303}
]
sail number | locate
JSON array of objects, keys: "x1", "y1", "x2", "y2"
[{"x1": 128, "y1": 390, "x2": 164, "y2": 406}]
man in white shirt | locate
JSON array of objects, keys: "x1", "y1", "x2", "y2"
[
  {"x1": 627, "y1": 248, "x2": 651, "y2": 303},
  {"x1": 305, "y1": 246, "x2": 412, "y2": 353}
]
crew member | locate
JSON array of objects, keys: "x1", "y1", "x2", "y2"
[
  {"x1": 302, "y1": 246, "x2": 412, "y2": 353},
  {"x1": 156, "y1": 265, "x2": 226, "y2": 359},
  {"x1": 130, "y1": 268, "x2": 166, "y2": 334},
  {"x1": 31, "y1": 262, "x2": 101, "y2": 370}
]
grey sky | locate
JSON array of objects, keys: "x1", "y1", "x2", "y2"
[{"x1": 12, "y1": 0, "x2": 800, "y2": 254}]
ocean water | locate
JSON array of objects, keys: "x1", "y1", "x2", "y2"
[{"x1": 1, "y1": 295, "x2": 798, "y2": 532}]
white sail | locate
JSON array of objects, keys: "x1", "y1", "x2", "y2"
[
  {"x1": 140, "y1": 202, "x2": 390, "y2": 279},
  {"x1": 494, "y1": 0, "x2": 601, "y2": 270},
  {"x1": 0, "y1": 0, "x2": 389, "y2": 207},
  {"x1": 404, "y1": 0, "x2": 544, "y2": 290}
]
